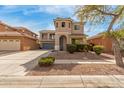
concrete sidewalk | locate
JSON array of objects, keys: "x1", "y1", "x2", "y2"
[{"x1": 0, "y1": 75, "x2": 124, "y2": 88}]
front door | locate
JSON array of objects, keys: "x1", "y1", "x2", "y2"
[{"x1": 59, "y1": 36, "x2": 67, "y2": 51}]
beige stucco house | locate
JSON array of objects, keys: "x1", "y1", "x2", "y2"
[{"x1": 39, "y1": 18, "x2": 85, "y2": 51}]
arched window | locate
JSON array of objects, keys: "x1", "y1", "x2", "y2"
[{"x1": 62, "y1": 22, "x2": 65, "y2": 27}]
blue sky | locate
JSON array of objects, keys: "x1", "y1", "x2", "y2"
[{"x1": 0, "y1": 5, "x2": 108, "y2": 36}]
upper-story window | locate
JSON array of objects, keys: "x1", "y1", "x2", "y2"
[
  {"x1": 62, "y1": 22, "x2": 65, "y2": 27},
  {"x1": 56, "y1": 22, "x2": 58, "y2": 28},
  {"x1": 69, "y1": 23, "x2": 70, "y2": 28},
  {"x1": 74, "y1": 25, "x2": 80, "y2": 30},
  {"x1": 49, "y1": 34, "x2": 55, "y2": 40},
  {"x1": 42, "y1": 34, "x2": 47, "y2": 39},
  {"x1": 33, "y1": 34, "x2": 36, "y2": 38}
]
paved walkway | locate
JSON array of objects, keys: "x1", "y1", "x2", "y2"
[
  {"x1": 0, "y1": 50, "x2": 50, "y2": 76},
  {"x1": 0, "y1": 75, "x2": 124, "y2": 88}
]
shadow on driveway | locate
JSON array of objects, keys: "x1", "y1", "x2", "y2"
[{"x1": 20, "y1": 51, "x2": 50, "y2": 74}]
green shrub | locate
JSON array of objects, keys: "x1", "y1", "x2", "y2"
[
  {"x1": 76, "y1": 44, "x2": 84, "y2": 52},
  {"x1": 38, "y1": 56, "x2": 55, "y2": 66},
  {"x1": 93, "y1": 45, "x2": 104, "y2": 55},
  {"x1": 67, "y1": 44, "x2": 77, "y2": 53},
  {"x1": 83, "y1": 44, "x2": 90, "y2": 52},
  {"x1": 47, "y1": 56, "x2": 55, "y2": 61}
]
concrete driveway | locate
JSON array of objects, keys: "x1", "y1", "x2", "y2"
[{"x1": 0, "y1": 50, "x2": 50, "y2": 76}]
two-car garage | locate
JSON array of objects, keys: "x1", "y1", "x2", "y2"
[
  {"x1": 0, "y1": 21, "x2": 39, "y2": 51},
  {"x1": 0, "y1": 39, "x2": 20, "y2": 51}
]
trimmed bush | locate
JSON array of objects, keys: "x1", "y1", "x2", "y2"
[
  {"x1": 38, "y1": 56, "x2": 55, "y2": 66},
  {"x1": 47, "y1": 56, "x2": 55, "y2": 61},
  {"x1": 67, "y1": 44, "x2": 77, "y2": 53},
  {"x1": 76, "y1": 44, "x2": 84, "y2": 52},
  {"x1": 93, "y1": 45, "x2": 104, "y2": 55}
]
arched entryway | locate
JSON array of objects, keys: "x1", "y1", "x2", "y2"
[{"x1": 59, "y1": 35, "x2": 67, "y2": 51}]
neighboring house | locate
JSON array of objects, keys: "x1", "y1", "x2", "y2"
[
  {"x1": 0, "y1": 21, "x2": 39, "y2": 51},
  {"x1": 39, "y1": 17, "x2": 85, "y2": 50},
  {"x1": 87, "y1": 32, "x2": 124, "y2": 53},
  {"x1": 87, "y1": 34, "x2": 113, "y2": 53}
]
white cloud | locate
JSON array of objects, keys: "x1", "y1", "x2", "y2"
[
  {"x1": 38, "y1": 6, "x2": 75, "y2": 16},
  {"x1": 0, "y1": 5, "x2": 76, "y2": 18},
  {"x1": 20, "y1": 5, "x2": 76, "y2": 16},
  {"x1": 0, "y1": 5, "x2": 78, "y2": 34}
]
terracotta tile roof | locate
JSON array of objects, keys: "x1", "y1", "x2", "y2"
[
  {"x1": 0, "y1": 21, "x2": 38, "y2": 39},
  {"x1": 39, "y1": 30, "x2": 55, "y2": 33},
  {"x1": 0, "y1": 31, "x2": 23, "y2": 36},
  {"x1": 54, "y1": 17, "x2": 73, "y2": 21},
  {"x1": 0, "y1": 21, "x2": 37, "y2": 34},
  {"x1": 87, "y1": 34, "x2": 103, "y2": 40},
  {"x1": 14, "y1": 27, "x2": 38, "y2": 36}
]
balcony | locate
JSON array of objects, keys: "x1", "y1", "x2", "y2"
[{"x1": 40, "y1": 33, "x2": 55, "y2": 41}]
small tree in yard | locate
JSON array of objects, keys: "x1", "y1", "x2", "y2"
[{"x1": 75, "y1": 5, "x2": 124, "y2": 67}]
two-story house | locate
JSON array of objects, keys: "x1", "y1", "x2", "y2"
[
  {"x1": 39, "y1": 17, "x2": 85, "y2": 51},
  {"x1": 0, "y1": 21, "x2": 39, "y2": 51}
]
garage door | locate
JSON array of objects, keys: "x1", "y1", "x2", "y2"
[
  {"x1": 42, "y1": 43, "x2": 54, "y2": 49},
  {"x1": 0, "y1": 39, "x2": 20, "y2": 50}
]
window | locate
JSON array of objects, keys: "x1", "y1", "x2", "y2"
[
  {"x1": 49, "y1": 34, "x2": 55, "y2": 40},
  {"x1": 33, "y1": 34, "x2": 36, "y2": 37},
  {"x1": 42, "y1": 34, "x2": 47, "y2": 39},
  {"x1": 42, "y1": 34, "x2": 45, "y2": 39},
  {"x1": 69, "y1": 23, "x2": 70, "y2": 28},
  {"x1": 62, "y1": 22, "x2": 65, "y2": 27},
  {"x1": 56, "y1": 22, "x2": 58, "y2": 28},
  {"x1": 74, "y1": 25, "x2": 80, "y2": 30}
]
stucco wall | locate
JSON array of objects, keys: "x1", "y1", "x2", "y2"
[
  {"x1": 21, "y1": 37, "x2": 39, "y2": 51},
  {"x1": 88, "y1": 36, "x2": 113, "y2": 53},
  {"x1": 54, "y1": 20, "x2": 72, "y2": 33}
]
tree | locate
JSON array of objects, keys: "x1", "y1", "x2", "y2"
[{"x1": 75, "y1": 5, "x2": 124, "y2": 67}]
